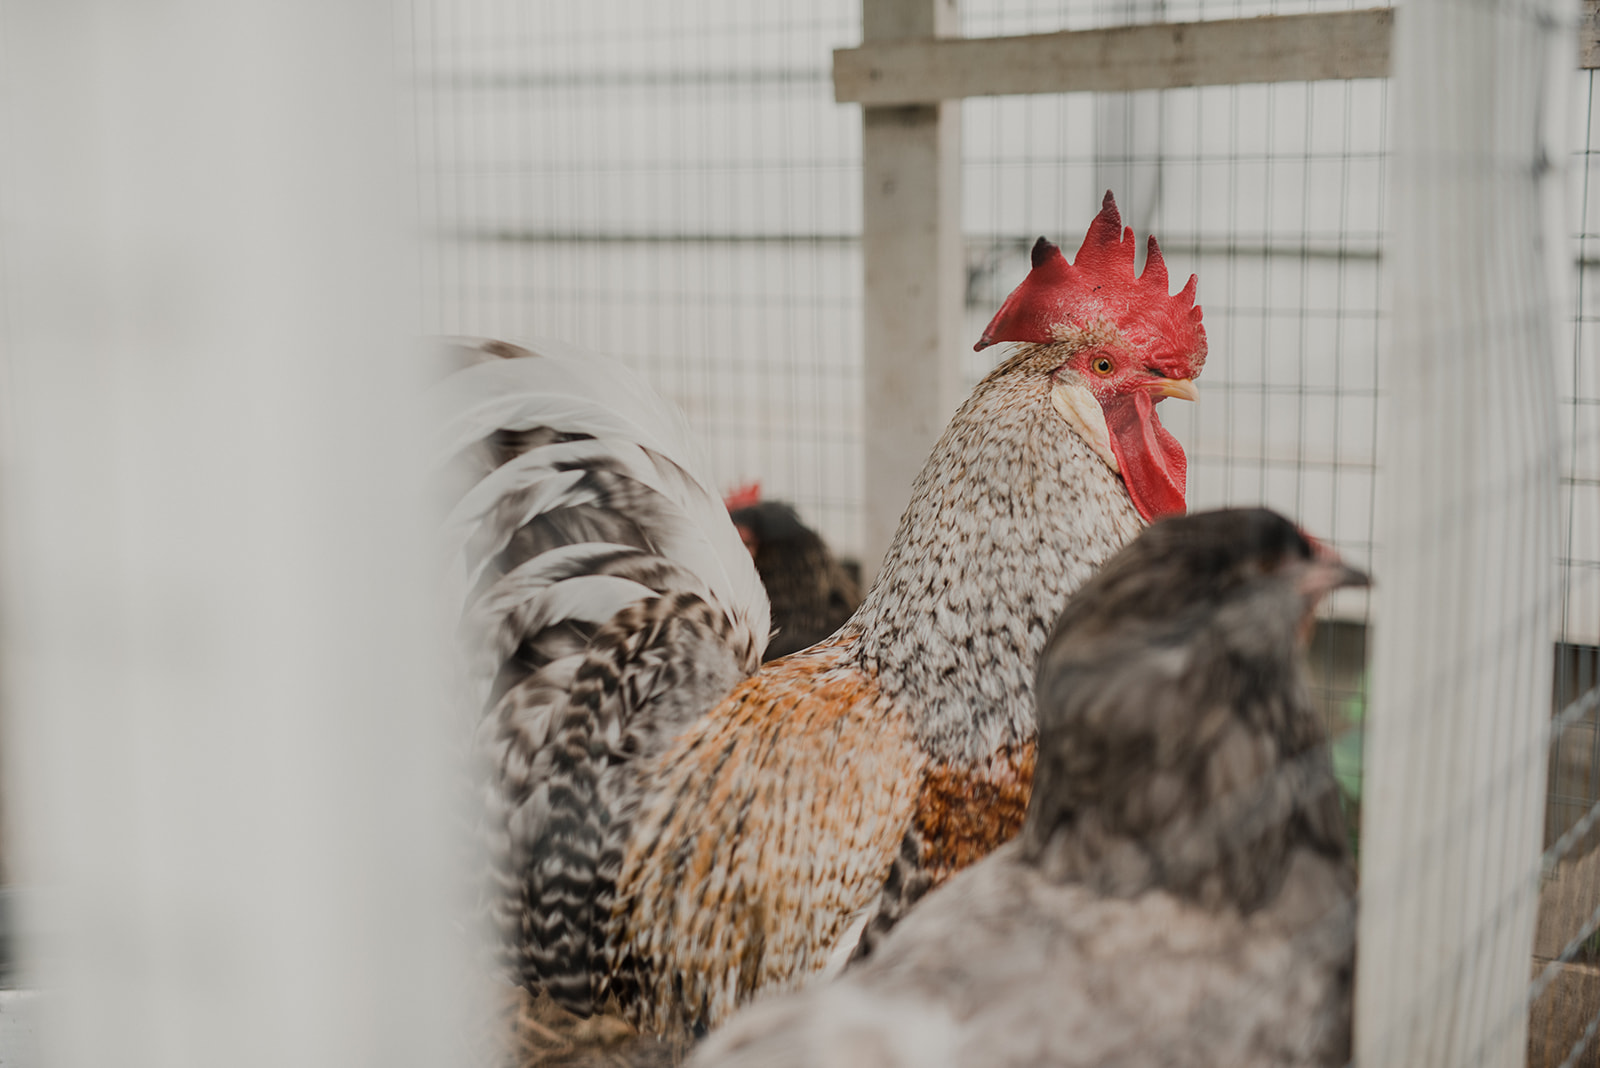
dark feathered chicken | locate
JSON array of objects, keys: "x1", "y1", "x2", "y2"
[
  {"x1": 689, "y1": 508, "x2": 1365, "y2": 1068},
  {"x1": 725, "y1": 495, "x2": 860, "y2": 662}
]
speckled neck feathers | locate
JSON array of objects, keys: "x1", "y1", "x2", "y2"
[{"x1": 849, "y1": 347, "x2": 1145, "y2": 764}]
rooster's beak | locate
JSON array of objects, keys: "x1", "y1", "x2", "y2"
[{"x1": 1149, "y1": 377, "x2": 1199, "y2": 403}]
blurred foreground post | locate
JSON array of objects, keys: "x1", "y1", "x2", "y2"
[
  {"x1": 0, "y1": 4, "x2": 464, "y2": 1067},
  {"x1": 1356, "y1": 0, "x2": 1571, "y2": 1063}
]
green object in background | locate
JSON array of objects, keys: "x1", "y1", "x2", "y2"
[
  {"x1": 1332, "y1": 724, "x2": 1364, "y2": 804},
  {"x1": 1330, "y1": 673, "x2": 1368, "y2": 801},
  {"x1": 1329, "y1": 673, "x2": 1368, "y2": 860}
]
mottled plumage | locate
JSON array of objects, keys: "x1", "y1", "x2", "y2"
[
  {"x1": 444, "y1": 194, "x2": 1208, "y2": 1040},
  {"x1": 690, "y1": 509, "x2": 1364, "y2": 1068},
  {"x1": 599, "y1": 348, "x2": 1146, "y2": 1035},
  {"x1": 727, "y1": 500, "x2": 860, "y2": 662}
]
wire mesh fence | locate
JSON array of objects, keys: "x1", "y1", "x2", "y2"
[
  {"x1": 1550, "y1": 73, "x2": 1600, "y2": 859},
  {"x1": 412, "y1": 0, "x2": 866, "y2": 553},
  {"x1": 959, "y1": 75, "x2": 1388, "y2": 782},
  {"x1": 1533, "y1": 60, "x2": 1600, "y2": 1067},
  {"x1": 406, "y1": 0, "x2": 1600, "y2": 1061},
  {"x1": 412, "y1": 0, "x2": 1391, "y2": 827},
  {"x1": 2, "y1": 2, "x2": 1597, "y2": 1066}
]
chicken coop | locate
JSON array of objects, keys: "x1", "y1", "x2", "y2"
[{"x1": 0, "y1": 0, "x2": 1596, "y2": 1066}]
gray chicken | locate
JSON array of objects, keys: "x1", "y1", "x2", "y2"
[{"x1": 689, "y1": 508, "x2": 1365, "y2": 1068}]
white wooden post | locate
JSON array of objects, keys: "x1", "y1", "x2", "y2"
[
  {"x1": 1354, "y1": 0, "x2": 1571, "y2": 1062},
  {"x1": 860, "y1": 0, "x2": 966, "y2": 578},
  {"x1": 0, "y1": 4, "x2": 464, "y2": 1068}
]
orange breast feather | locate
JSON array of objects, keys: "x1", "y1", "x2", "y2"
[
  {"x1": 607, "y1": 636, "x2": 925, "y2": 1034},
  {"x1": 911, "y1": 743, "x2": 1037, "y2": 887}
]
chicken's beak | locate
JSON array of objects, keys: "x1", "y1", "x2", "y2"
[
  {"x1": 1294, "y1": 553, "x2": 1370, "y2": 645},
  {"x1": 1305, "y1": 533, "x2": 1370, "y2": 592},
  {"x1": 1149, "y1": 377, "x2": 1199, "y2": 403},
  {"x1": 1298, "y1": 556, "x2": 1371, "y2": 599}
]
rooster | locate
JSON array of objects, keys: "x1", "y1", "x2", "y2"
[
  {"x1": 443, "y1": 192, "x2": 1206, "y2": 1037},
  {"x1": 723, "y1": 485, "x2": 861, "y2": 662},
  {"x1": 689, "y1": 509, "x2": 1365, "y2": 1068}
]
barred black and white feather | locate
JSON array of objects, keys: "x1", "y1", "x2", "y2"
[{"x1": 435, "y1": 338, "x2": 769, "y2": 1016}]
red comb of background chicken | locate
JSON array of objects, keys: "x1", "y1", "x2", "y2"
[
  {"x1": 975, "y1": 191, "x2": 1206, "y2": 384},
  {"x1": 724, "y1": 481, "x2": 762, "y2": 512}
]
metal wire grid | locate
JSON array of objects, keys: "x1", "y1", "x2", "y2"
[
  {"x1": 960, "y1": 82, "x2": 1385, "y2": 828},
  {"x1": 410, "y1": 0, "x2": 1395, "y2": 581},
  {"x1": 412, "y1": 0, "x2": 1387, "y2": 804},
  {"x1": 1530, "y1": 69, "x2": 1600, "y2": 1066},
  {"x1": 1549, "y1": 73, "x2": 1600, "y2": 856},
  {"x1": 412, "y1": 0, "x2": 865, "y2": 557},
  {"x1": 960, "y1": 0, "x2": 1389, "y2": 816},
  {"x1": 410, "y1": 3, "x2": 1600, "y2": 1057},
  {"x1": 960, "y1": 79, "x2": 1386, "y2": 569},
  {"x1": 957, "y1": 78, "x2": 1388, "y2": 1045}
]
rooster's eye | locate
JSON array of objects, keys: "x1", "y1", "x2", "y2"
[{"x1": 1091, "y1": 357, "x2": 1114, "y2": 375}]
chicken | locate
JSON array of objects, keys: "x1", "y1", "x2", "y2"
[
  {"x1": 689, "y1": 508, "x2": 1365, "y2": 1068},
  {"x1": 442, "y1": 192, "x2": 1207, "y2": 1037},
  {"x1": 723, "y1": 486, "x2": 861, "y2": 662}
]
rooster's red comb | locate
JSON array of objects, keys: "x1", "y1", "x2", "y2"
[
  {"x1": 724, "y1": 481, "x2": 762, "y2": 512},
  {"x1": 975, "y1": 191, "x2": 1206, "y2": 380}
]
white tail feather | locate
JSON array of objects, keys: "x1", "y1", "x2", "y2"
[{"x1": 437, "y1": 342, "x2": 768, "y2": 655}]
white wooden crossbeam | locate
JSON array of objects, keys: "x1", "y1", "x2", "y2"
[{"x1": 834, "y1": 8, "x2": 1396, "y2": 104}]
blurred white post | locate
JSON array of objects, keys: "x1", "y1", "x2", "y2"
[
  {"x1": 860, "y1": 0, "x2": 965, "y2": 579},
  {"x1": 0, "y1": 4, "x2": 464, "y2": 1068},
  {"x1": 1356, "y1": 0, "x2": 1572, "y2": 1063}
]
